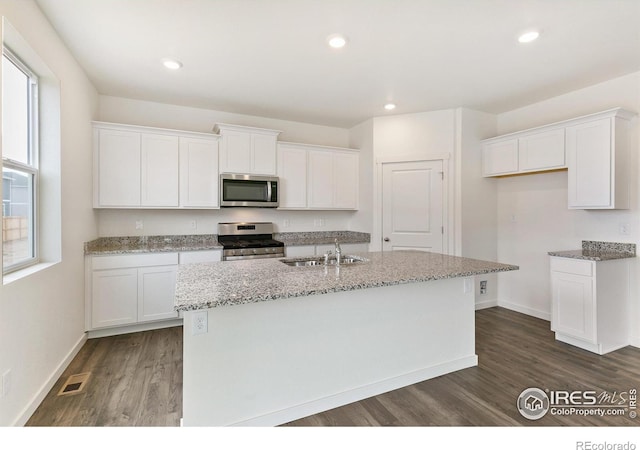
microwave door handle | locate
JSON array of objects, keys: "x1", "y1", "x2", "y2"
[{"x1": 267, "y1": 181, "x2": 272, "y2": 201}]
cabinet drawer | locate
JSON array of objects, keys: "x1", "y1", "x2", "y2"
[
  {"x1": 179, "y1": 250, "x2": 222, "y2": 264},
  {"x1": 550, "y1": 257, "x2": 593, "y2": 276},
  {"x1": 92, "y1": 253, "x2": 179, "y2": 270}
]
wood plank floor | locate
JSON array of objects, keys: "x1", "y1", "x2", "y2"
[{"x1": 26, "y1": 307, "x2": 640, "y2": 426}]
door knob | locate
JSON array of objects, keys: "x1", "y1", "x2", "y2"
[{"x1": 383, "y1": 237, "x2": 390, "y2": 242}]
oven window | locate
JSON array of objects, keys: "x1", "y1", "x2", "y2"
[{"x1": 223, "y1": 180, "x2": 268, "y2": 202}]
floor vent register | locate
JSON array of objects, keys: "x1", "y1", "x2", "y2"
[{"x1": 57, "y1": 372, "x2": 91, "y2": 396}]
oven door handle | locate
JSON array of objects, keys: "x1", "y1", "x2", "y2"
[{"x1": 267, "y1": 181, "x2": 272, "y2": 201}]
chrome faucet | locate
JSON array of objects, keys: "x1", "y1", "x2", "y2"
[
  {"x1": 324, "y1": 250, "x2": 332, "y2": 265},
  {"x1": 334, "y1": 238, "x2": 342, "y2": 265}
]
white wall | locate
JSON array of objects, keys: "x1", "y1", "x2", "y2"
[
  {"x1": 97, "y1": 96, "x2": 360, "y2": 236},
  {"x1": 0, "y1": 1, "x2": 99, "y2": 426},
  {"x1": 494, "y1": 72, "x2": 640, "y2": 347},
  {"x1": 456, "y1": 108, "x2": 499, "y2": 307},
  {"x1": 348, "y1": 118, "x2": 374, "y2": 235}
]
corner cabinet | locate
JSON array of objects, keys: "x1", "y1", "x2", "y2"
[
  {"x1": 214, "y1": 123, "x2": 281, "y2": 176},
  {"x1": 93, "y1": 122, "x2": 220, "y2": 209},
  {"x1": 482, "y1": 108, "x2": 636, "y2": 210},
  {"x1": 277, "y1": 141, "x2": 359, "y2": 210},
  {"x1": 550, "y1": 256, "x2": 630, "y2": 355}
]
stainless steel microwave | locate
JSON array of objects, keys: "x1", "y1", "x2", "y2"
[{"x1": 220, "y1": 174, "x2": 279, "y2": 207}]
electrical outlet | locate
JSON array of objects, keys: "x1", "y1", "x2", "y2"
[
  {"x1": 192, "y1": 311, "x2": 208, "y2": 335},
  {"x1": 283, "y1": 219, "x2": 290, "y2": 228},
  {"x1": 480, "y1": 280, "x2": 487, "y2": 295},
  {"x1": 135, "y1": 220, "x2": 143, "y2": 230},
  {"x1": 314, "y1": 219, "x2": 325, "y2": 228},
  {"x1": 2, "y1": 369, "x2": 11, "y2": 397},
  {"x1": 190, "y1": 220, "x2": 197, "y2": 229},
  {"x1": 619, "y1": 223, "x2": 630, "y2": 235}
]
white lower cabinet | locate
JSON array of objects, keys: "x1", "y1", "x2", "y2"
[
  {"x1": 87, "y1": 253, "x2": 180, "y2": 333},
  {"x1": 550, "y1": 256, "x2": 630, "y2": 355}
]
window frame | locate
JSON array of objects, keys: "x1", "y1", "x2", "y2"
[{"x1": 2, "y1": 46, "x2": 39, "y2": 275}]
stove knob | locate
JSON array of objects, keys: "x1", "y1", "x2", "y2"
[{"x1": 252, "y1": 248, "x2": 258, "y2": 254}]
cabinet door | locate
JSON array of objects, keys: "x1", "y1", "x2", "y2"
[
  {"x1": 307, "y1": 150, "x2": 334, "y2": 208},
  {"x1": 277, "y1": 145, "x2": 307, "y2": 208},
  {"x1": 251, "y1": 134, "x2": 277, "y2": 175},
  {"x1": 180, "y1": 137, "x2": 219, "y2": 208},
  {"x1": 138, "y1": 265, "x2": 178, "y2": 322},
  {"x1": 179, "y1": 250, "x2": 222, "y2": 263},
  {"x1": 97, "y1": 129, "x2": 141, "y2": 207},
  {"x1": 141, "y1": 134, "x2": 179, "y2": 207},
  {"x1": 551, "y1": 271, "x2": 596, "y2": 343},
  {"x1": 220, "y1": 131, "x2": 251, "y2": 173},
  {"x1": 92, "y1": 268, "x2": 138, "y2": 328},
  {"x1": 333, "y1": 151, "x2": 358, "y2": 209},
  {"x1": 567, "y1": 118, "x2": 612, "y2": 208},
  {"x1": 482, "y1": 139, "x2": 518, "y2": 177},
  {"x1": 518, "y1": 129, "x2": 565, "y2": 172}
]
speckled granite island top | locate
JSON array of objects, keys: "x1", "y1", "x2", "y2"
[
  {"x1": 175, "y1": 251, "x2": 518, "y2": 311},
  {"x1": 548, "y1": 240, "x2": 636, "y2": 261}
]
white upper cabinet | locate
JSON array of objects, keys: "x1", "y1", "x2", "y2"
[
  {"x1": 215, "y1": 123, "x2": 281, "y2": 175},
  {"x1": 277, "y1": 143, "x2": 308, "y2": 208},
  {"x1": 518, "y1": 128, "x2": 565, "y2": 172},
  {"x1": 95, "y1": 128, "x2": 141, "y2": 207},
  {"x1": 277, "y1": 142, "x2": 359, "y2": 210},
  {"x1": 141, "y1": 133, "x2": 179, "y2": 207},
  {"x1": 93, "y1": 122, "x2": 220, "y2": 209},
  {"x1": 481, "y1": 108, "x2": 636, "y2": 210},
  {"x1": 566, "y1": 111, "x2": 633, "y2": 209},
  {"x1": 179, "y1": 137, "x2": 220, "y2": 208},
  {"x1": 482, "y1": 139, "x2": 518, "y2": 177}
]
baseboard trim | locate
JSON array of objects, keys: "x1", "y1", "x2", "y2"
[
  {"x1": 87, "y1": 318, "x2": 183, "y2": 339},
  {"x1": 229, "y1": 355, "x2": 478, "y2": 427},
  {"x1": 475, "y1": 299, "x2": 498, "y2": 310},
  {"x1": 13, "y1": 332, "x2": 87, "y2": 426},
  {"x1": 630, "y1": 334, "x2": 640, "y2": 349},
  {"x1": 498, "y1": 299, "x2": 550, "y2": 321}
]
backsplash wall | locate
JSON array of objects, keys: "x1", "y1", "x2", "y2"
[{"x1": 97, "y1": 209, "x2": 357, "y2": 237}]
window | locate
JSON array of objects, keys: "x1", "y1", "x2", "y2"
[{"x1": 2, "y1": 47, "x2": 39, "y2": 274}]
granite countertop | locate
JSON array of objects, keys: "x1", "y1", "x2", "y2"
[
  {"x1": 84, "y1": 231, "x2": 370, "y2": 255},
  {"x1": 84, "y1": 235, "x2": 222, "y2": 255},
  {"x1": 174, "y1": 250, "x2": 519, "y2": 311},
  {"x1": 275, "y1": 231, "x2": 370, "y2": 246},
  {"x1": 548, "y1": 240, "x2": 636, "y2": 261}
]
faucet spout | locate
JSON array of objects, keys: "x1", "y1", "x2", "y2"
[{"x1": 334, "y1": 238, "x2": 342, "y2": 265}]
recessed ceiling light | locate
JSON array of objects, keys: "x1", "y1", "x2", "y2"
[
  {"x1": 384, "y1": 103, "x2": 396, "y2": 111},
  {"x1": 327, "y1": 34, "x2": 348, "y2": 49},
  {"x1": 518, "y1": 30, "x2": 540, "y2": 43},
  {"x1": 162, "y1": 59, "x2": 183, "y2": 70}
]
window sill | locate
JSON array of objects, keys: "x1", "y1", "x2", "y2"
[{"x1": 3, "y1": 261, "x2": 59, "y2": 285}]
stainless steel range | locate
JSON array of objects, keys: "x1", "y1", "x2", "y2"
[{"x1": 217, "y1": 222, "x2": 285, "y2": 261}]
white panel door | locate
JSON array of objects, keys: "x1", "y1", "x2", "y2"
[
  {"x1": 567, "y1": 118, "x2": 612, "y2": 208},
  {"x1": 92, "y1": 268, "x2": 138, "y2": 328},
  {"x1": 251, "y1": 134, "x2": 277, "y2": 175},
  {"x1": 179, "y1": 137, "x2": 219, "y2": 208},
  {"x1": 382, "y1": 160, "x2": 444, "y2": 253},
  {"x1": 307, "y1": 150, "x2": 334, "y2": 208},
  {"x1": 551, "y1": 271, "x2": 595, "y2": 342},
  {"x1": 333, "y1": 151, "x2": 358, "y2": 209},
  {"x1": 141, "y1": 133, "x2": 179, "y2": 207},
  {"x1": 277, "y1": 145, "x2": 307, "y2": 208},
  {"x1": 518, "y1": 128, "x2": 566, "y2": 172},
  {"x1": 220, "y1": 131, "x2": 252, "y2": 173},
  {"x1": 138, "y1": 265, "x2": 178, "y2": 322},
  {"x1": 98, "y1": 129, "x2": 141, "y2": 207}
]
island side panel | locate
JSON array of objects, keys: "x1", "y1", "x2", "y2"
[{"x1": 182, "y1": 277, "x2": 477, "y2": 426}]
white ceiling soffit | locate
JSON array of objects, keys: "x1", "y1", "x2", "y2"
[{"x1": 35, "y1": 0, "x2": 640, "y2": 128}]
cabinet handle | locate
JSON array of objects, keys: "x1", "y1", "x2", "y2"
[{"x1": 383, "y1": 237, "x2": 390, "y2": 242}]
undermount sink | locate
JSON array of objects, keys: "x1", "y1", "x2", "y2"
[{"x1": 280, "y1": 255, "x2": 367, "y2": 267}]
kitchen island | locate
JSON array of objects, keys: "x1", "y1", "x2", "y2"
[{"x1": 175, "y1": 251, "x2": 518, "y2": 426}]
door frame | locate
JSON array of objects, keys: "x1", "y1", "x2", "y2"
[{"x1": 374, "y1": 153, "x2": 451, "y2": 254}]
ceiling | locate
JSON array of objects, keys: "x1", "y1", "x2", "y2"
[{"x1": 35, "y1": 0, "x2": 640, "y2": 128}]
